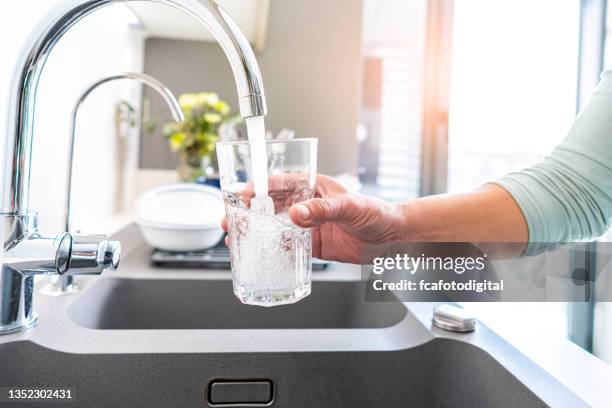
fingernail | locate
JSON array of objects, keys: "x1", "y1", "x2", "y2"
[{"x1": 295, "y1": 204, "x2": 310, "y2": 220}]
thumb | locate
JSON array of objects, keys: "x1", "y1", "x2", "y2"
[{"x1": 289, "y1": 196, "x2": 355, "y2": 227}]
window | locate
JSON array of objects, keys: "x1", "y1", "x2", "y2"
[
  {"x1": 359, "y1": 0, "x2": 427, "y2": 201},
  {"x1": 607, "y1": 4, "x2": 612, "y2": 68},
  {"x1": 359, "y1": 1, "x2": 590, "y2": 355},
  {"x1": 447, "y1": 0, "x2": 580, "y2": 193},
  {"x1": 451, "y1": 0, "x2": 612, "y2": 370},
  {"x1": 448, "y1": 0, "x2": 581, "y2": 356}
]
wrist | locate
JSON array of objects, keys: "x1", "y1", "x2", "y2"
[{"x1": 392, "y1": 200, "x2": 426, "y2": 242}]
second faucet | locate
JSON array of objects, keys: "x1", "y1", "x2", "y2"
[{"x1": 42, "y1": 72, "x2": 183, "y2": 296}]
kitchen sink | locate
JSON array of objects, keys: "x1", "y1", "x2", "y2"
[
  {"x1": 0, "y1": 231, "x2": 589, "y2": 408},
  {"x1": 68, "y1": 278, "x2": 407, "y2": 330}
]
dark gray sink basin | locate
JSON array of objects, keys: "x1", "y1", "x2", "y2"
[
  {"x1": 0, "y1": 275, "x2": 587, "y2": 407},
  {"x1": 1, "y1": 337, "x2": 583, "y2": 408},
  {"x1": 69, "y1": 278, "x2": 407, "y2": 330}
]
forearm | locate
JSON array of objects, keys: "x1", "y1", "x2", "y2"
[{"x1": 395, "y1": 184, "x2": 528, "y2": 249}]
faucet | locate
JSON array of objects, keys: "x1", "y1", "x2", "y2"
[
  {"x1": 0, "y1": 0, "x2": 267, "y2": 334},
  {"x1": 40, "y1": 72, "x2": 184, "y2": 296}
]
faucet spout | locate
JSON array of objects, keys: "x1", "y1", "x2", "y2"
[
  {"x1": 1, "y1": 0, "x2": 266, "y2": 333},
  {"x1": 2, "y1": 0, "x2": 267, "y2": 215}
]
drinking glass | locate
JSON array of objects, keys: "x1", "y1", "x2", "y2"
[{"x1": 216, "y1": 138, "x2": 317, "y2": 306}]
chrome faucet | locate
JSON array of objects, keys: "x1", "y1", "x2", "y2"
[
  {"x1": 0, "y1": 0, "x2": 267, "y2": 334},
  {"x1": 41, "y1": 72, "x2": 184, "y2": 296}
]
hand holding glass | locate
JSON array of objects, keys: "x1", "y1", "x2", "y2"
[{"x1": 217, "y1": 138, "x2": 317, "y2": 306}]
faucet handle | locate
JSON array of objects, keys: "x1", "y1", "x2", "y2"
[{"x1": 64, "y1": 234, "x2": 121, "y2": 275}]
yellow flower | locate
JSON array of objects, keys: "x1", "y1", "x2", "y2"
[
  {"x1": 179, "y1": 93, "x2": 198, "y2": 111},
  {"x1": 214, "y1": 100, "x2": 230, "y2": 115},
  {"x1": 169, "y1": 132, "x2": 186, "y2": 151},
  {"x1": 198, "y1": 133, "x2": 218, "y2": 156},
  {"x1": 166, "y1": 92, "x2": 231, "y2": 161},
  {"x1": 203, "y1": 112, "x2": 222, "y2": 124},
  {"x1": 195, "y1": 92, "x2": 219, "y2": 106},
  {"x1": 162, "y1": 122, "x2": 179, "y2": 138}
]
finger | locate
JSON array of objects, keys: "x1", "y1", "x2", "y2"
[
  {"x1": 221, "y1": 217, "x2": 228, "y2": 232},
  {"x1": 315, "y1": 174, "x2": 348, "y2": 197},
  {"x1": 289, "y1": 196, "x2": 355, "y2": 228}
]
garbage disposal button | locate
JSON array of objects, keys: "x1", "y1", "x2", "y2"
[{"x1": 208, "y1": 380, "x2": 273, "y2": 405}]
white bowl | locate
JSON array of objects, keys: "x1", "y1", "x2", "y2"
[
  {"x1": 136, "y1": 220, "x2": 224, "y2": 252},
  {"x1": 135, "y1": 184, "x2": 225, "y2": 252}
]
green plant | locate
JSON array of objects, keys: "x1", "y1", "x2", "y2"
[{"x1": 162, "y1": 92, "x2": 232, "y2": 181}]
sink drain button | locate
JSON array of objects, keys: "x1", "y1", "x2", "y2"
[{"x1": 208, "y1": 380, "x2": 273, "y2": 406}]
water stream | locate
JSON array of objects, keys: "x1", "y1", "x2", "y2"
[{"x1": 245, "y1": 116, "x2": 269, "y2": 199}]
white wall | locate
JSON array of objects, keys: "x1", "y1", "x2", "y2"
[{"x1": 0, "y1": 1, "x2": 144, "y2": 234}]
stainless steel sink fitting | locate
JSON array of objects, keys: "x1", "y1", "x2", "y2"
[
  {"x1": 432, "y1": 304, "x2": 477, "y2": 333},
  {"x1": 0, "y1": 0, "x2": 267, "y2": 334},
  {"x1": 41, "y1": 72, "x2": 183, "y2": 296}
]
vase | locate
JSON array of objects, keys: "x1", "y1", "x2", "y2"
[
  {"x1": 177, "y1": 153, "x2": 220, "y2": 184},
  {"x1": 177, "y1": 152, "x2": 203, "y2": 182}
]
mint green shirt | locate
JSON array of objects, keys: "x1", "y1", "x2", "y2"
[{"x1": 496, "y1": 70, "x2": 612, "y2": 255}]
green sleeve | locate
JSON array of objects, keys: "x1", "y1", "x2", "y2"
[{"x1": 495, "y1": 70, "x2": 612, "y2": 255}]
